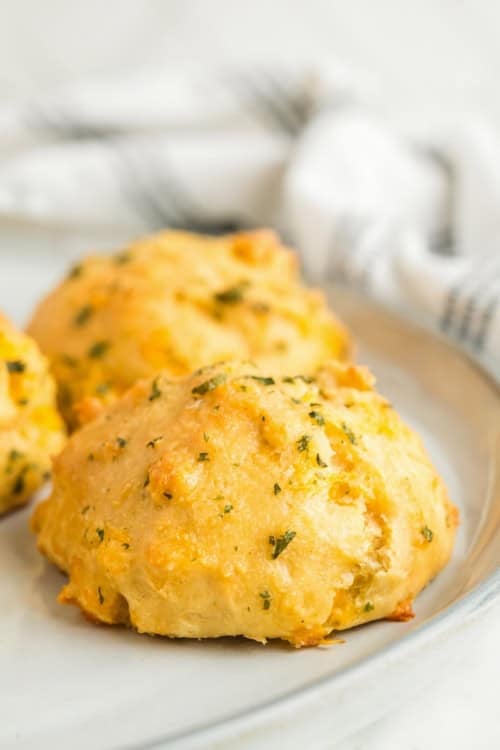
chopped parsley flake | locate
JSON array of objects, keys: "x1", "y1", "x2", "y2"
[
  {"x1": 203, "y1": 432, "x2": 210, "y2": 442},
  {"x1": 163, "y1": 492, "x2": 173, "y2": 500},
  {"x1": 6, "y1": 360, "x2": 25, "y2": 373},
  {"x1": 81, "y1": 505, "x2": 90, "y2": 515},
  {"x1": 97, "y1": 587, "x2": 104, "y2": 605},
  {"x1": 61, "y1": 354, "x2": 78, "y2": 368},
  {"x1": 316, "y1": 453, "x2": 328, "y2": 468},
  {"x1": 273, "y1": 483, "x2": 282, "y2": 495},
  {"x1": 88, "y1": 340, "x2": 110, "y2": 359},
  {"x1": 146, "y1": 436, "x2": 163, "y2": 448},
  {"x1": 67, "y1": 264, "x2": 83, "y2": 280},
  {"x1": 309, "y1": 410, "x2": 325, "y2": 426},
  {"x1": 114, "y1": 251, "x2": 131, "y2": 265},
  {"x1": 364, "y1": 602, "x2": 374, "y2": 612},
  {"x1": 148, "y1": 377, "x2": 162, "y2": 401},
  {"x1": 214, "y1": 283, "x2": 247, "y2": 304},
  {"x1": 421, "y1": 525, "x2": 434, "y2": 542},
  {"x1": 223, "y1": 504, "x2": 233, "y2": 514},
  {"x1": 192, "y1": 373, "x2": 227, "y2": 396},
  {"x1": 245, "y1": 375, "x2": 275, "y2": 386},
  {"x1": 122, "y1": 543, "x2": 130, "y2": 549},
  {"x1": 116, "y1": 437, "x2": 127, "y2": 448},
  {"x1": 269, "y1": 530, "x2": 296, "y2": 559},
  {"x1": 96, "y1": 528, "x2": 105, "y2": 543},
  {"x1": 74, "y1": 304, "x2": 93, "y2": 326},
  {"x1": 143, "y1": 475, "x2": 150, "y2": 488},
  {"x1": 282, "y1": 374, "x2": 314, "y2": 384},
  {"x1": 8, "y1": 449, "x2": 23, "y2": 462},
  {"x1": 297, "y1": 434, "x2": 311, "y2": 452},
  {"x1": 260, "y1": 590, "x2": 272, "y2": 610},
  {"x1": 341, "y1": 422, "x2": 357, "y2": 444},
  {"x1": 197, "y1": 452, "x2": 210, "y2": 462},
  {"x1": 12, "y1": 473, "x2": 25, "y2": 494}
]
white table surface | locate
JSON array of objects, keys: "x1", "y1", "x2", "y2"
[{"x1": 0, "y1": 2, "x2": 498, "y2": 748}]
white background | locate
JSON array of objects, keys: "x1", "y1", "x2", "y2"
[{"x1": 0, "y1": 2, "x2": 498, "y2": 748}]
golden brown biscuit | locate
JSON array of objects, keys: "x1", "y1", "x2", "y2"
[
  {"x1": 0, "y1": 312, "x2": 65, "y2": 515},
  {"x1": 32, "y1": 360, "x2": 457, "y2": 646},
  {"x1": 27, "y1": 229, "x2": 350, "y2": 428}
]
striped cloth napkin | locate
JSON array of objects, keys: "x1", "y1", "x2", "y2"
[{"x1": 0, "y1": 64, "x2": 499, "y2": 371}]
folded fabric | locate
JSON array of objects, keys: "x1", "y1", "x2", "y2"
[{"x1": 0, "y1": 64, "x2": 498, "y2": 371}]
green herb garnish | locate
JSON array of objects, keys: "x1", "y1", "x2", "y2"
[
  {"x1": 316, "y1": 453, "x2": 328, "y2": 468},
  {"x1": 192, "y1": 373, "x2": 227, "y2": 396},
  {"x1": 223, "y1": 504, "x2": 233, "y2": 514},
  {"x1": 245, "y1": 375, "x2": 275, "y2": 386},
  {"x1": 97, "y1": 587, "x2": 104, "y2": 605},
  {"x1": 116, "y1": 437, "x2": 127, "y2": 448},
  {"x1": 421, "y1": 525, "x2": 434, "y2": 542},
  {"x1": 282, "y1": 374, "x2": 314, "y2": 384},
  {"x1": 74, "y1": 304, "x2": 93, "y2": 326},
  {"x1": 269, "y1": 530, "x2": 296, "y2": 559},
  {"x1": 12, "y1": 473, "x2": 25, "y2": 494},
  {"x1": 61, "y1": 354, "x2": 78, "y2": 368},
  {"x1": 260, "y1": 590, "x2": 272, "y2": 610},
  {"x1": 122, "y1": 543, "x2": 130, "y2": 549},
  {"x1": 88, "y1": 340, "x2": 110, "y2": 359},
  {"x1": 197, "y1": 452, "x2": 210, "y2": 462},
  {"x1": 67, "y1": 264, "x2": 82, "y2": 280},
  {"x1": 364, "y1": 602, "x2": 374, "y2": 612},
  {"x1": 163, "y1": 492, "x2": 173, "y2": 500},
  {"x1": 96, "y1": 528, "x2": 105, "y2": 543},
  {"x1": 273, "y1": 483, "x2": 281, "y2": 495},
  {"x1": 114, "y1": 251, "x2": 131, "y2": 265},
  {"x1": 146, "y1": 436, "x2": 163, "y2": 448},
  {"x1": 297, "y1": 434, "x2": 311, "y2": 452},
  {"x1": 341, "y1": 422, "x2": 357, "y2": 444},
  {"x1": 309, "y1": 410, "x2": 325, "y2": 426},
  {"x1": 214, "y1": 284, "x2": 247, "y2": 304},
  {"x1": 148, "y1": 377, "x2": 162, "y2": 401},
  {"x1": 6, "y1": 360, "x2": 25, "y2": 373}
]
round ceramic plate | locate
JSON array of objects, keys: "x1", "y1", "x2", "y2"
[{"x1": 0, "y1": 240, "x2": 499, "y2": 750}]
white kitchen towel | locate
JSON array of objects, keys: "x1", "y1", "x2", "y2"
[{"x1": 0, "y1": 64, "x2": 499, "y2": 368}]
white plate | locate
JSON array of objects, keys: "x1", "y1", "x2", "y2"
[{"x1": 0, "y1": 240, "x2": 499, "y2": 750}]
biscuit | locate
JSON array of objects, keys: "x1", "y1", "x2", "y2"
[
  {"x1": 32, "y1": 360, "x2": 457, "y2": 646},
  {"x1": 0, "y1": 312, "x2": 65, "y2": 514},
  {"x1": 27, "y1": 229, "x2": 350, "y2": 428}
]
